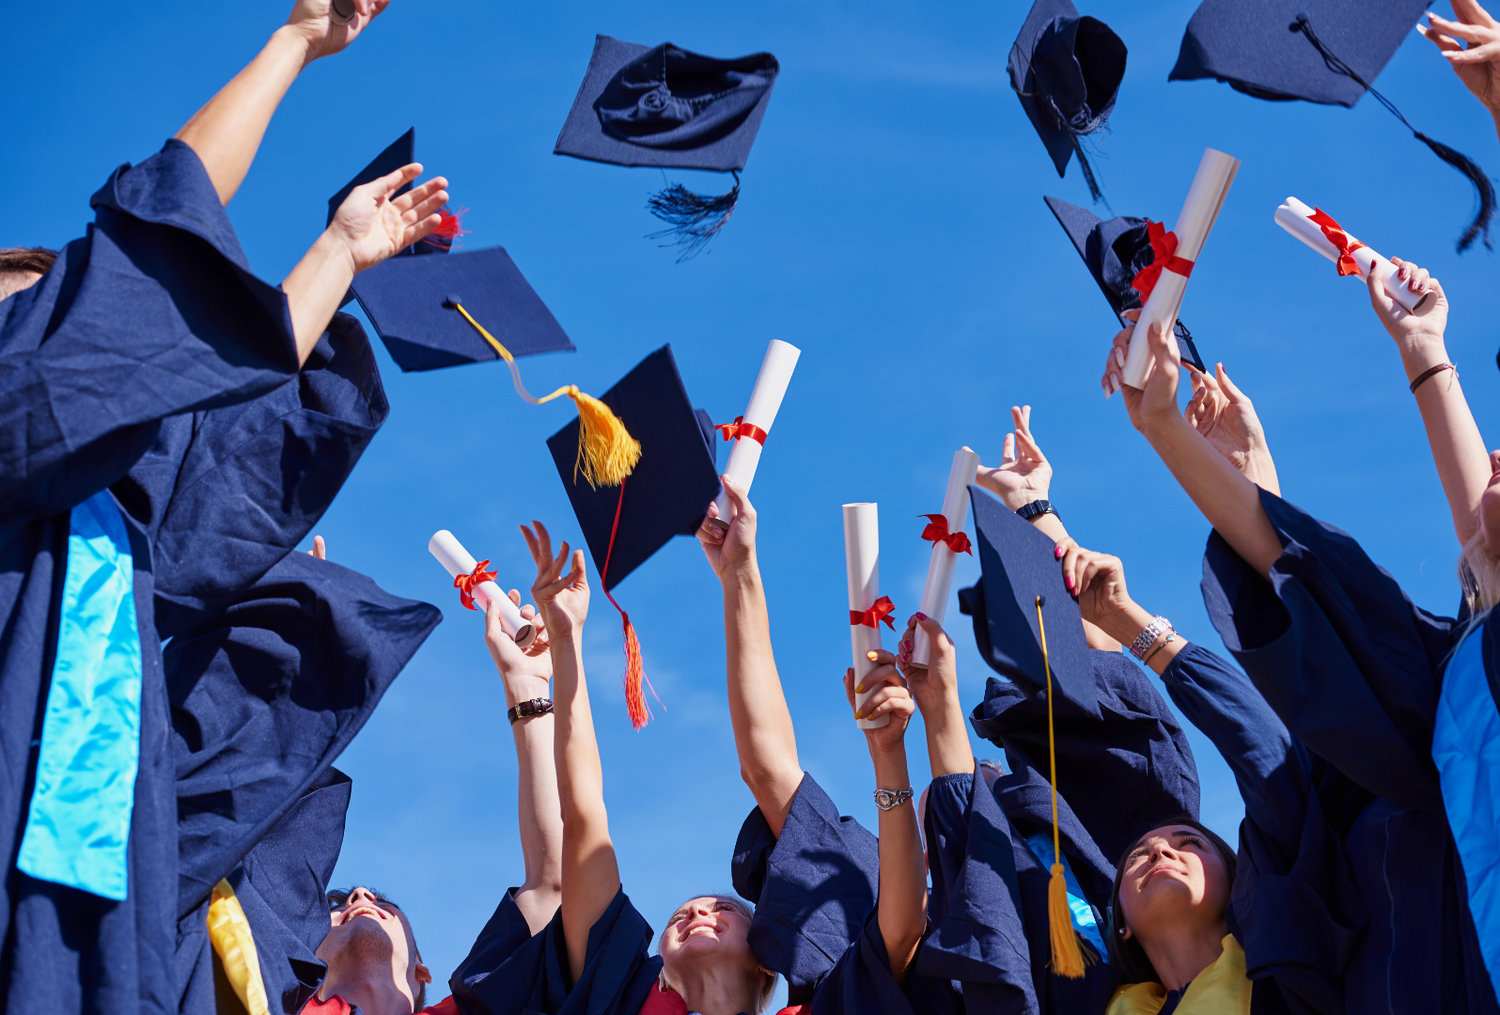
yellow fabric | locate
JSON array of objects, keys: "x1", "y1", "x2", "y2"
[
  {"x1": 1037, "y1": 596, "x2": 1087, "y2": 978},
  {"x1": 207, "y1": 878, "x2": 270, "y2": 1015},
  {"x1": 1106, "y1": 935, "x2": 1252, "y2": 1015}
]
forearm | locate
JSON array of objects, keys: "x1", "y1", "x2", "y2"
[
  {"x1": 1402, "y1": 337, "x2": 1489, "y2": 545},
  {"x1": 174, "y1": 26, "x2": 312, "y2": 205},
  {"x1": 1024, "y1": 513, "x2": 1120, "y2": 649},
  {"x1": 508, "y1": 675, "x2": 563, "y2": 933},
  {"x1": 1094, "y1": 601, "x2": 1187, "y2": 676},
  {"x1": 722, "y1": 559, "x2": 802, "y2": 835},
  {"x1": 920, "y1": 689, "x2": 975, "y2": 779},
  {"x1": 871, "y1": 746, "x2": 926, "y2": 986},
  {"x1": 1242, "y1": 447, "x2": 1282, "y2": 499},
  {"x1": 281, "y1": 232, "x2": 355, "y2": 367}
]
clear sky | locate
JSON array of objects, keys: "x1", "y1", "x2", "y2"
[{"x1": 8, "y1": 0, "x2": 1500, "y2": 1001}]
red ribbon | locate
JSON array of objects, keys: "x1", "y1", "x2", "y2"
[
  {"x1": 920, "y1": 514, "x2": 973, "y2": 555},
  {"x1": 455, "y1": 560, "x2": 498, "y2": 611},
  {"x1": 714, "y1": 416, "x2": 768, "y2": 446},
  {"x1": 851, "y1": 595, "x2": 897, "y2": 631},
  {"x1": 1130, "y1": 221, "x2": 1195, "y2": 301},
  {"x1": 1307, "y1": 207, "x2": 1366, "y2": 277}
]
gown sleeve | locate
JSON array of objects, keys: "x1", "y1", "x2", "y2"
[
  {"x1": 730, "y1": 772, "x2": 880, "y2": 1004},
  {"x1": 806, "y1": 915, "x2": 959, "y2": 1015},
  {"x1": 170, "y1": 549, "x2": 442, "y2": 921},
  {"x1": 1199, "y1": 489, "x2": 1451, "y2": 813},
  {"x1": 446, "y1": 889, "x2": 550, "y2": 1014},
  {"x1": 0, "y1": 139, "x2": 300, "y2": 520}
]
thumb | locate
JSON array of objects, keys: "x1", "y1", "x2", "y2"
[
  {"x1": 1367, "y1": 264, "x2": 1397, "y2": 317},
  {"x1": 721, "y1": 474, "x2": 753, "y2": 518},
  {"x1": 1216, "y1": 363, "x2": 1249, "y2": 403},
  {"x1": 914, "y1": 613, "x2": 952, "y2": 654}
]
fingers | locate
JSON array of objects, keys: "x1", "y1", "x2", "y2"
[
  {"x1": 367, "y1": 163, "x2": 422, "y2": 200},
  {"x1": 1366, "y1": 262, "x2": 1397, "y2": 316},
  {"x1": 1001, "y1": 432, "x2": 1017, "y2": 465},
  {"x1": 1428, "y1": 11, "x2": 1490, "y2": 41},
  {"x1": 1448, "y1": 0, "x2": 1500, "y2": 27},
  {"x1": 1395, "y1": 259, "x2": 1432, "y2": 293},
  {"x1": 697, "y1": 503, "x2": 727, "y2": 546},
  {"x1": 1123, "y1": 309, "x2": 1141, "y2": 323},
  {"x1": 520, "y1": 524, "x2": 545, "y2": 569},
  {"x1": 1215, "y1": 362, "x2": 1248, "y2": 403},
  {"x1": 859, "y1": 684, "x2": 915, "y2": 724},
  {"x1": 390, "y1": 175, "x2": 448, "y2": 213},
  {"x1": 897, "y1": 615, "x2": 918, "y2": 668},
  {"x1": 719, "y1": 474, "x2": 755, "y2": 521},
  {"x1": 1104, "y1": 325, "x2": 1131, "y2": 396},
  {"x1": 911, "y1": 612, "x2": 951, "y2": 653},
  {"x1": 854, "y1": 653, "x2": 905, "y2": 696},
  {"x1": 1447, "y1": 40, "x2": 1500, "y2": 63},
  {"x1": 1013, "y1": 405, "x2": 1047, "y2": 461},
  {"x1": 844, "y1": 668, "x2": 857, "y2": 710},
  {"x1": 1418, "y1": 22, "x2": 1465, "y2": 51},
  {"x1": 308, "y1": 534, "x2": 326, "y2": 559}
]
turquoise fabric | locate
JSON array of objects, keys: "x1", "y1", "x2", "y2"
[
  {"x1": 1024, "y1": 830, "x2": 1107, "y2": 956},
  {"x1": 16, "y1": 490, "x2": 142, "y2": 900},
  {"x1": 1433, "y1": 630, "x2": 1500, "y2": 994}
]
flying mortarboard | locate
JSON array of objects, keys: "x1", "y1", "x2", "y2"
[
  {"x1": 555, "y1": 35, "x2": 780, "y2": 259},
  {"x1": 547, "y1": 344, "x2": 721, "y2": 727},
  {"x1": 1170, "y1": 0, "x2": 1495, "y2": 251},
  {"x1": 1044, "y1": 195, "x2": 1207, "y2": 373},
  {"x1": 327, "y1": 128, "x2": 468, "y2": 255},
  {"x1": 957, "y1": 486, "x2": 1098, "y2": 977},
  {"x1": 1008, "y1": 0, "x2": 1128, "y2": 202}
]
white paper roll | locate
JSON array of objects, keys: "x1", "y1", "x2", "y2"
[
  {"x1": 1274, "y1": 197, "x2": 1429, "y2": 314},
  {"x1": 428, "y1": 529, "x2": 535, "y2": 649},
  {"x1": 844, "y1": 503, "x2": 890, "y2": 730},
  {"x1": 1123, "y1": 148, "x2": 1241, "y2": 389},
  {"x1": 911, "y1": 448, "x2": 980, "y2": 668},
  {"x1": 710, "y1": 340, "x2": 802, "y2": 527}
]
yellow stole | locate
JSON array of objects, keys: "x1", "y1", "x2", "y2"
[
  {"x1": 1106, "y1": 935, "x2": 1251, "y2": 1015},
  {"x1": 207, "y1": 878, "x2": 270, "y2": 1015}
]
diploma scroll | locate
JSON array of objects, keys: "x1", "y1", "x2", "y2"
[
  {"x1": 844, "y1": 503, "x2": 890, "y2": 730},
  {"x1": 1274, "y1": 197, "x2": 1429, "y2": 315},
  {"x1": 708, "y1": 340, "x2": 802, "y2": 530},
  {"x1": 428, "y1": 529, "x2": 536, "y2": 649},
  {"x1": 1122, "y1": 149, "x2": 1241, "y2": 389},
  {"x1": 911, "y1": 448, "x2": 980, "y2": 668}
]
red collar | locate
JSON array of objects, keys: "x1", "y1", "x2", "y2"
[{"x1": 635, "y1": 984, "x2": 807, "y2": 1015}]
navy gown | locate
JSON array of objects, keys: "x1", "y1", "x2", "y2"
[
  {"x1": 0, "y1": 139, "x2": 304, "y2": 1015},
  {"x1": 916, "y1": 649, "x2": 1201, "y2": 1015},
  {"x1": 1201, "y1": 489, "x2": 1498, "y2": 1013}
]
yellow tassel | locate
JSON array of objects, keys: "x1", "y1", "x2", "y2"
[
  {"x1": 451, "y1": 301, "x2": 641, "y2": 487},
  {"x1": 1037, "y1": 596, "x2": 1090, "y2": 980},
  {"x1": 207, "y1": 879, "x2": 270, "y2": 1015}
]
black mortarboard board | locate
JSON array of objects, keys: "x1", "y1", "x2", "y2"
[
  {"x1": 348, "y1": 247, "x2": 574, "y2": 372},
  {"x1": 555, "y1": 35, "x2": 780, "y2": 258},
  {"x1": 547, "y1": 344, "x2": 720, "y2": 594},
  {"x1": 1045, "y1": 195, "x2": 1207, "y2": 373},
  {"x1": 326, "y1": 128, "x2": 464, "y2": 256},
  {"x1": 958, "y1": 488, "x2": 1099, "y2": 719},
  {"x1": 1008, "y1": 0, "x2": 1127, "y2": 202},
  {"x1": 1170, "y1": 1, "x2": 1494, "y2": 251}
]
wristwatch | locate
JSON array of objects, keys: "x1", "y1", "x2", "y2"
[
  {"x1": 1016, "y1": 499, "x2": 1060, "y2": 523},
  {"x1": 873, "y1": 787, "x2": 915, "y2": 811},
  {"x1": 508, "y1": 697, "x2": 554, "y2": 726}
]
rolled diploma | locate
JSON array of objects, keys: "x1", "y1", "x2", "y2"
[
  {"x1": 428, "y1": 529, "x2": 535, "y2": 649},
  {"x1": 844, "y1": 503, "x2": 890, "y2": 730},
  {"x1": 1122, "y1": 148, "x2": 1241, "y2": 389},
  {"x1": 1274, "y1": 197, "x2": 1427, "y2": 314},
  {"x1": 911, "y1": 448, "x2": 980, "y2": 668},
  {"x1": 709, "y1": 340, "x2": 802, "y2": 527}
]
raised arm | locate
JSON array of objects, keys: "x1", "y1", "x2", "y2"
[
  {"x1": 898, "y1": 612, "x2": 973, "y2": 780},
  {"x1": 175, "y1": 0, "x2": 391, "y2": 205},
  {"x1": 842, "y1": 652, "x2": 925, "y2": 985},
  {"x1": 523, "y1": 521, "x2": 615, "y2": 985},
  {"x1": 697, "y1": 477, "x2": 803, "y2": 836},
  {"x1": 484, "y1": 592, "x2": 562, "y2": 936},
  {"x1": 1420, "y1": 0, "x2": 1500, "y2": 149}
]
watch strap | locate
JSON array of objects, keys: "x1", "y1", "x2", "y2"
[
  {"x1": 1016, "y1": 499, "x2": 1059, "y2": 522},
  {"x1": 508, "y1": 697, "x2": 554, "y2": 726}
]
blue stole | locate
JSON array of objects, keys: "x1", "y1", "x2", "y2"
[
  {"x1": 16, "y1": 489, "x2": 142, "y2": 900},
  {"x1": 1024, "y1": 830, "x2": 1107, "y2": 957}
]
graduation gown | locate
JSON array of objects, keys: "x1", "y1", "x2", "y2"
[
  {"x1": 1200, "y1": 490, "x2": 1500, "y2": 1014},
  {"x1": 0, "y1": 138, "x2": 303, "y2": 1015}
]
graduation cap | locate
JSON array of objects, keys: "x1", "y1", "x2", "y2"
[
  {"x1": 554, "y1": 35, "x2": 780, "y2": 259},
  {"x1": 1170, "y1": 1, "x2": 1494, "y2": 251},
  {"x1": 957, "y1": 486, "x2": 1099, "y2": 978},
  {"x1": 327, "y1": 128, "x2": 468, "y2": 255},
  {"x1": 1044, "y1": 195, "x2": 1207, "y2": 373},
  {"x1": 1008, "y1": 0, "x2": 1128, "y2": 202},
  {"x1": 546, "y1": 344, "x2": 721, "y2": 727}
]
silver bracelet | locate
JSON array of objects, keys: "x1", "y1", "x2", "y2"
[
  {"x1": 1130, "y1": 616, "x2": 1173, "y2": 660},
  {"x1": 873, "y1": 787, "x2": 914, "y2": 811}
]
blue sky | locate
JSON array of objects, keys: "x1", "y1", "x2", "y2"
[{"x1": 9, "y1": 0, "x2": 1500, "y2": 998}]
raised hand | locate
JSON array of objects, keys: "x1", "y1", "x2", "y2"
[
  {"x1": 1118, "y1": 317, "x2": 1185, "y2": 438},
  {"x1": 521, "y1": 521, "x2": 590, "y2": 639},
  {"x1": 697, "y1": 475, "x2": 757, "y2": 580},
  {"x1": 307, "y1": 534, "x2": 326, "y2": 559},
  {"x1": 485, "y1": 591, "x2": 552, "y2": 695},
  {"x1": 896, "y1": 613, "x2": 956, "y2": 707},
  {"x1": 284, "y1": 0, "x2": 392, "y2": 65},
  {"x1": 1421, "y1": 1, "x2": 1500, "y2": 114},
  {"x1": 1368, "y1": 258, "x2": 1448, "y2": 352},
  {"x1": 975, "y1": 406, "x2": 1052, "y2": 511},
  {"x1": 328, "y1": 164, "x2": 449, "y2": 274},
  {"x1": 1057, "y1": 543, "x2": 1135, "y2": 637},
  {"x1": 845, "y1": 650, "x2": 915, "y2": 752},
  {"x1": 1184, "y1": 363, "x2": 1280, "y2": 495}
]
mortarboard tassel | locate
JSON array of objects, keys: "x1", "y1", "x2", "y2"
[
  {"x1": 1291, "y1": 15, "x2": 1495, "y2": 253},
  {"x1": 601, "y1": 478, "x2": 662, "y2": 729},
  {"x1": 1036, "y1": 595, "x2": 1090, "y2": 980},
  {"x1": 451, "y1": 301, "x2": 642, "y2": 487},
  {"x1": 646, "y1": 172, "x2": 741, "y2": 261},
  {"x1": 420, "y1": 205, "x2": 470, "y2": 250}
]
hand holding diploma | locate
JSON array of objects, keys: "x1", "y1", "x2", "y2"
[
  {"x1": 708, "y1": 340, "x2": 801, "y2": 532},
  {"x1": 1274, "y1": 197, "x2": 1431, "y2": 314},
  {"x1": 911, "y1": 448, "x2": 978, "y2": 667},
  {"x1": 844, "y1": 503, "x2": 892, "y2": 729},
  {"x1": 430, "y1": 529, "x2": 536, "y2": 649}
]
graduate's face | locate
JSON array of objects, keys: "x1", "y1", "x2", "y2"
[
  {"x1": 318, "y1": 887, "x2": 431, "y2": 1002},
  {"x1": 659, "y1": 896, "x2": 757, "y2": 971},
  {"x1": 1117, "y1": 825, "x2": 1230, "y2": 938},
  {"x1": 1480, "y1": 451, "x2": 1500, "y2": 555}
]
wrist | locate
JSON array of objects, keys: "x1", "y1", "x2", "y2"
[
  {"x1": 502, "y1": 675, "x2": 551, "y2": 708},
  {"x1": 271, "y1": 23, "x2": 320, "y2": 69},
  {"x1": 869, "y1": 741, "x2": 910, "y2": 774},
  {"x1": 721, "y1": 558, "x2": 762, "y2": 594},
  {"x1": 1108, "y1": 602, "x2": 1158, "y2": 647},
  {"x1": 1397, "y1": 335, "x2": 1450, "y2": 377},
  {"x1": 314, "y1": 228, "x2": 360, "y2": 278}
]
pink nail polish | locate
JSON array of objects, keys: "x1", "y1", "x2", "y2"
[
  {"x1": 915, "y1": 612, "x2": 928, "y2": 621},
  {"x1": 1055, "y1": 546, "x2": 1064, "y2": 559}
]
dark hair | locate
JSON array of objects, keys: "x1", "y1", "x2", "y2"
[
  {"x1": 0, "y1": 247, "x2": 58, "y2": 276},
  {"x1": 327, "y1": 887, "x2": 426, "y2": 1011},
  {"x1": 1105, "y1": 815, "x2": 1237, "y2": 985}
]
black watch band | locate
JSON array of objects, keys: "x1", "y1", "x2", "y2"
[
  {"x1": 508, "y1": 697, "x2": 554, "y2": 726},
  {"x1": 1015, "y1": 499, "x2": 1059, "y2": 523}
]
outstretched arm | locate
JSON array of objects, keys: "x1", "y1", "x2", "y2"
[
  {"x1": 697, "y1": 477, "x2": 803, "y2": 837},
  {"x1": 1421, "y1": 0, "x2": 1500, "y2": 148},
  {"x1": 523, "y1": 521, "x2": 616, "y2": 985},
  {"x1": 844, "y1": 652, "x2": 925, "y2": 985},
  {"x1": 898, "y1": 612, "x2": 973, "y2": 780},
  {"x1": 175, "y1": 0, "x2": 391, "y2": 205},
  {"x1": 485, "y1": 592, "x2": 563, "y2": 936}
]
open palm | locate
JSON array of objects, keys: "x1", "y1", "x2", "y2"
[
  {"x1": 1423, "y1": 1, "x2": 1500, "y2": 111},
  {"x1": 975, "y1": 405, "x2": 1052, "y2": 511},
  {"x1": 522, "y1": 521, "x2": 591, "y2": 639},
  {"x1": 329, "y1": 164, "x2": 449, "y2": 274}
]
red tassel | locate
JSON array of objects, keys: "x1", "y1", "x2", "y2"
[
  {"x1": 422, "y1": 206, "x2": 470, "y2": 248},
  {"x1": 620, "y1": 609, "x2": 650, "y2": 729}
]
